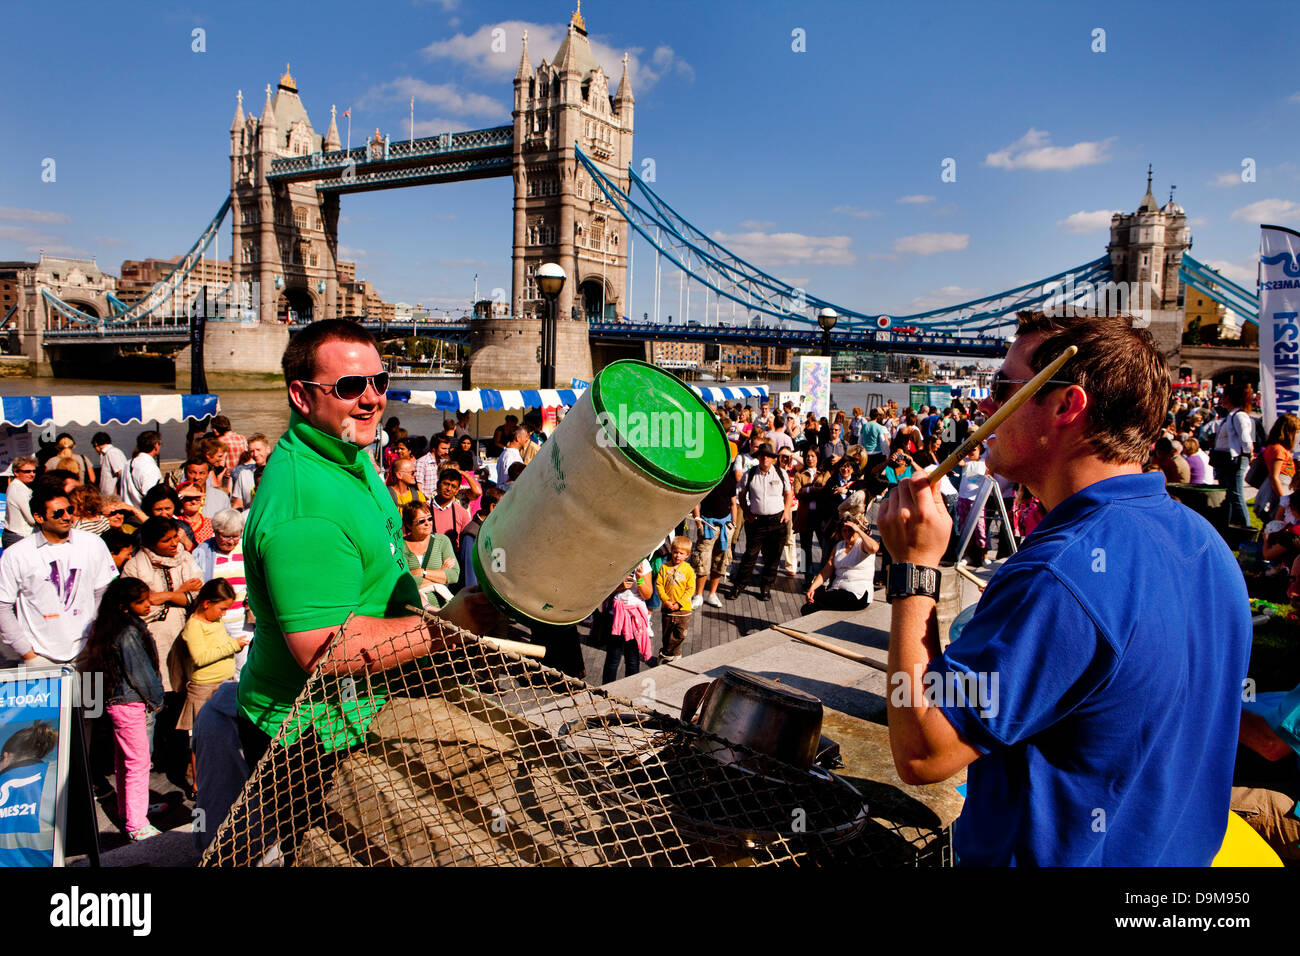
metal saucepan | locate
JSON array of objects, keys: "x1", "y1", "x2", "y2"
[{"x1": 680, "y1": 668, "x2": 824, "y2": 770}]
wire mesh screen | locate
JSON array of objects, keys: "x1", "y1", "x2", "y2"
[{"x1": 200, "y1": 613, "x2": 944, "y2": 867}]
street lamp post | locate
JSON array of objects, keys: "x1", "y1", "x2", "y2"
[
  {"x1": 537, "y1": 262, "x2": 566, "y2": 389},
  {"x1": 817, "y1": 307, "x2": 838, "y2": 360}
]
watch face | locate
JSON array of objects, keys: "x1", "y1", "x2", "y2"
[{"x1": 918, "y1": 566, "x2": 939, "y2": 594}]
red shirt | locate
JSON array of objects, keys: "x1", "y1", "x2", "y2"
[
  {"x1": 430, "y1": 498, "x2": 471, "y2": 549},
  {"x1": 219, "y1": 431, "x2": 249, "y2": 474},
  {"x1": 183, "y1": 512, "x2": 213, "y2": 545}
]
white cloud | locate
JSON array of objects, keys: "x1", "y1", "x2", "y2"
[
  {"x1": 985, "y1": 128, "x2": 1114, "y2": 171},
  {"x1": 891, "y1": 232, "x2": 969, "y2": 255},
  {"x1": 1205, "y1": 258, "x2": 1256, "y2": 286},
  {"x1": 781, "y1": 276, "x2": 810, "y2": 289},
  {"x1": 0, "y1": 224, "x2": 57, "y2": 245},
  {"x1": 1056, "y1": 209, "x2": 1120, "y2": 233},
  {"x1": 0, "y1": 224, "x2": 92, "y2": 258},
  {"x1": 31, "y1": 244, "x2": 93, "y2": 257},
  {"x1": 1231, "y1": 198, "x2": 1300, "y2": 224},
  {"x1": 739, "y1": 219, "x2": 776, "y2": 230},
  {"x1": 1189, "y1": 216, "x2": 1209, "y2": 227},
  {"x1": 644, "y1": 44, "x2": 694, "y2": 85},
  {"x1": 831, "y1": 205, "x2": 881, "y2": 219},
  {"x1": 897, "y1": 194, "x2": 935, "y2": 204},
  {"x1": 907, "y1": 285, "x2": 982, "y2": 311},
  {"x1": 406, "y1": 117, "x2": 477, "y2": 137},
  {"x1": 338, "y1": 245, "x2": 367, "y2": 259},
  {"x1": 708, "y1": 230, "x2": 854, "y2": 267},
  {"x1": 0, "y1": 206, "x2": 71, "y2": 224},
  {"x1": 361, "y1": 77, "x2": 507, "y2": 119},
  {"x1": 422, "y1": 22, "x2": 691, "y2": 92},
  {"x1": 1209, "y1": 171, "x2": 1244, "y2": 187}
]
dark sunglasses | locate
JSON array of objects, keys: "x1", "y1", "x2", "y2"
[
  {"x1": 179, "y1": 495, "x2": 204, "y2": 502},
  {"x1": 48, "y1": 507, "x2": 70, "y2": 519},
  {"x1": 299, "y1": 371, "x2": 389, "y2": 401},
  {"x1": 991, "y1": 370, "x2": 1074, "y2": 404},
  {"x1": 15, "y1": 468, "x2": 35, "y2": 475}
]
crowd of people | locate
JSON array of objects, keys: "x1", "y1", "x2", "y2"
[
  {"x1": 2, "y1": 311, "x2": 1298, "y2": 865},
  {"x1": 0, "y1": 416, "x2": 264, "y2": 842},
  {"x1": 0, "y1": 398, "x2": 541, "y2": 848}
]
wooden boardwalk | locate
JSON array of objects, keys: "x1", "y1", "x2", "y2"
[{"x1": 578, "y1": 559, "x2": 811, "y2": 683}]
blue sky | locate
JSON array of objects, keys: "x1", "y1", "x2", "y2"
[{"x1": 1, "y1": 0, "x2": 1297, "y2": 322}]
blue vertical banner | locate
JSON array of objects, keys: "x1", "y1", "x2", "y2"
[
  {"x1": 0, "y1": 669, "x2": 72, "y2": 867},
  {"x1": 1258, "y1": 224, "x2": 1300, "y2": 432}
]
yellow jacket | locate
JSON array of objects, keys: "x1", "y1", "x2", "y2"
[{"x1": 656, "y1": 562, "x2": 695, "y2": 612}]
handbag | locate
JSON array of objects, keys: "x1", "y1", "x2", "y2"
[
  {"x1": 1245, "y1": 454, "x2": 1269, "y2": 489},
  {"x1": 1208, "y1": 448, "x2": 1235, "y2": 472}
]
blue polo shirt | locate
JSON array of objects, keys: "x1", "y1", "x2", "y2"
[
  {"x1": 859, "y1": 421, "x2": 890, "y2": 456},
  {"x1": 932, "y1": 472, "x2": 1251, "y2": 865}
]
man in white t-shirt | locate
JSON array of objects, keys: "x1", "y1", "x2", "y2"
[
  {"x1": 0, "y1": 478, "x2": 117, "y2": 666},
  {"x1": 124, "y1": 430, "x2": 162, "y2": 509},
  {"x1": 495, "y1": 426, "x2": 528, "y2": 487},
  {"x1": 92, "y1": 431, "x2": 129, "y2": 499}
]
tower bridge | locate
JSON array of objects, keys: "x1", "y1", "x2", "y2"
[{"x1": 18, "y1": 5, "x2": 1262, "y2": 387}]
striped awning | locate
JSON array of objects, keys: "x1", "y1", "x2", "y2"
[
  {"x1": 689, "y1": 385, "x2": 769, "y2": 403},
  {"x1": 0, "y1": 394, "x2": 220, "y2": 427},
  {"x1": 387, "y1": 388, "x2": 584, "y2": 413}
]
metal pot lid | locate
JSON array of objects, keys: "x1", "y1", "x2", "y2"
[{"x1": 718, "y1": 668, "x2": 822, "y2": 714}]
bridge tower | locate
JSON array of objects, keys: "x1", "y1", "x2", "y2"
[
  {"x1": 229, "y1": 67, "x2": 340, "y2": 326},
  {"x1": 1106, "y1": 166, "x2": 1192, "y2": 365},
  {"x1": 1107, "y1": 165, "x2": 1191, "y2": 312},
  {"x1": 511, "y1": 5, "x2": 633, "y2": 325}
]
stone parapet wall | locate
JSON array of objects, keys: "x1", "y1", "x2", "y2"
[
  {"x1": 466, "y1": 317, "x2": 592, "y2": 387},
  {"x1": 176, "y1": 320, "x2": 291, "y2": 389}
]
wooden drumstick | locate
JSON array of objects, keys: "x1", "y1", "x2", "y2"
[
  {"x1": 772, "y1": 624, "x2": 887, "y2": 672},
  {"x1": 930, "y1": 345, "x2": 1079, "y2": 484},
  {"x1": 403, "y1": 604, "x2": 547, "y2": 658}
]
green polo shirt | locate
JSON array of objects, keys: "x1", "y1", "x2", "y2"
[{"x1": 237, "y1": 411, "x2": 420, "y2": 748}]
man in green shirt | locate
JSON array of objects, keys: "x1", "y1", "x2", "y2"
[{"x1": 237, "y1": 320, "x2": 496, "y2": 763}]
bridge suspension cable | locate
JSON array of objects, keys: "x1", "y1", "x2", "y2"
[
  {"x1": 1179, "y1": 253, "x2": 1260, "y2": 325},
  {"x1": 40, "y1": 196, "x2": 233, "y2": 327},
  {"x1": 575, "y1": 146, "x2": 1111, "y2": 336}
]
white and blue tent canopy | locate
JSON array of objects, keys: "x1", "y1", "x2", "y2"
[
  {"x1": 386, "y1": 388, "x2": 584, "y2": 412},
  {"x1": 387, "y1": 384, "x2": 768, "y2": 413},
  {"x1": 0, "y1": 394, "x2": 220, "y2": 427},
  {"x1": 690, "y1": 385, "x2": 768, "y2": 403}
]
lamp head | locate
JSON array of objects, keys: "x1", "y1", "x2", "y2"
[{"x1": 537, "y1": 262, "x2": 566, "y2": 297}]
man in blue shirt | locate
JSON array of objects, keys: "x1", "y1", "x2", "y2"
[
  {"x1": 878, "y1": 310, "x2": 1251, "y2": 865},
  {"x1": 859, "y1": 408, "x2": 891, "y2": 465}
]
